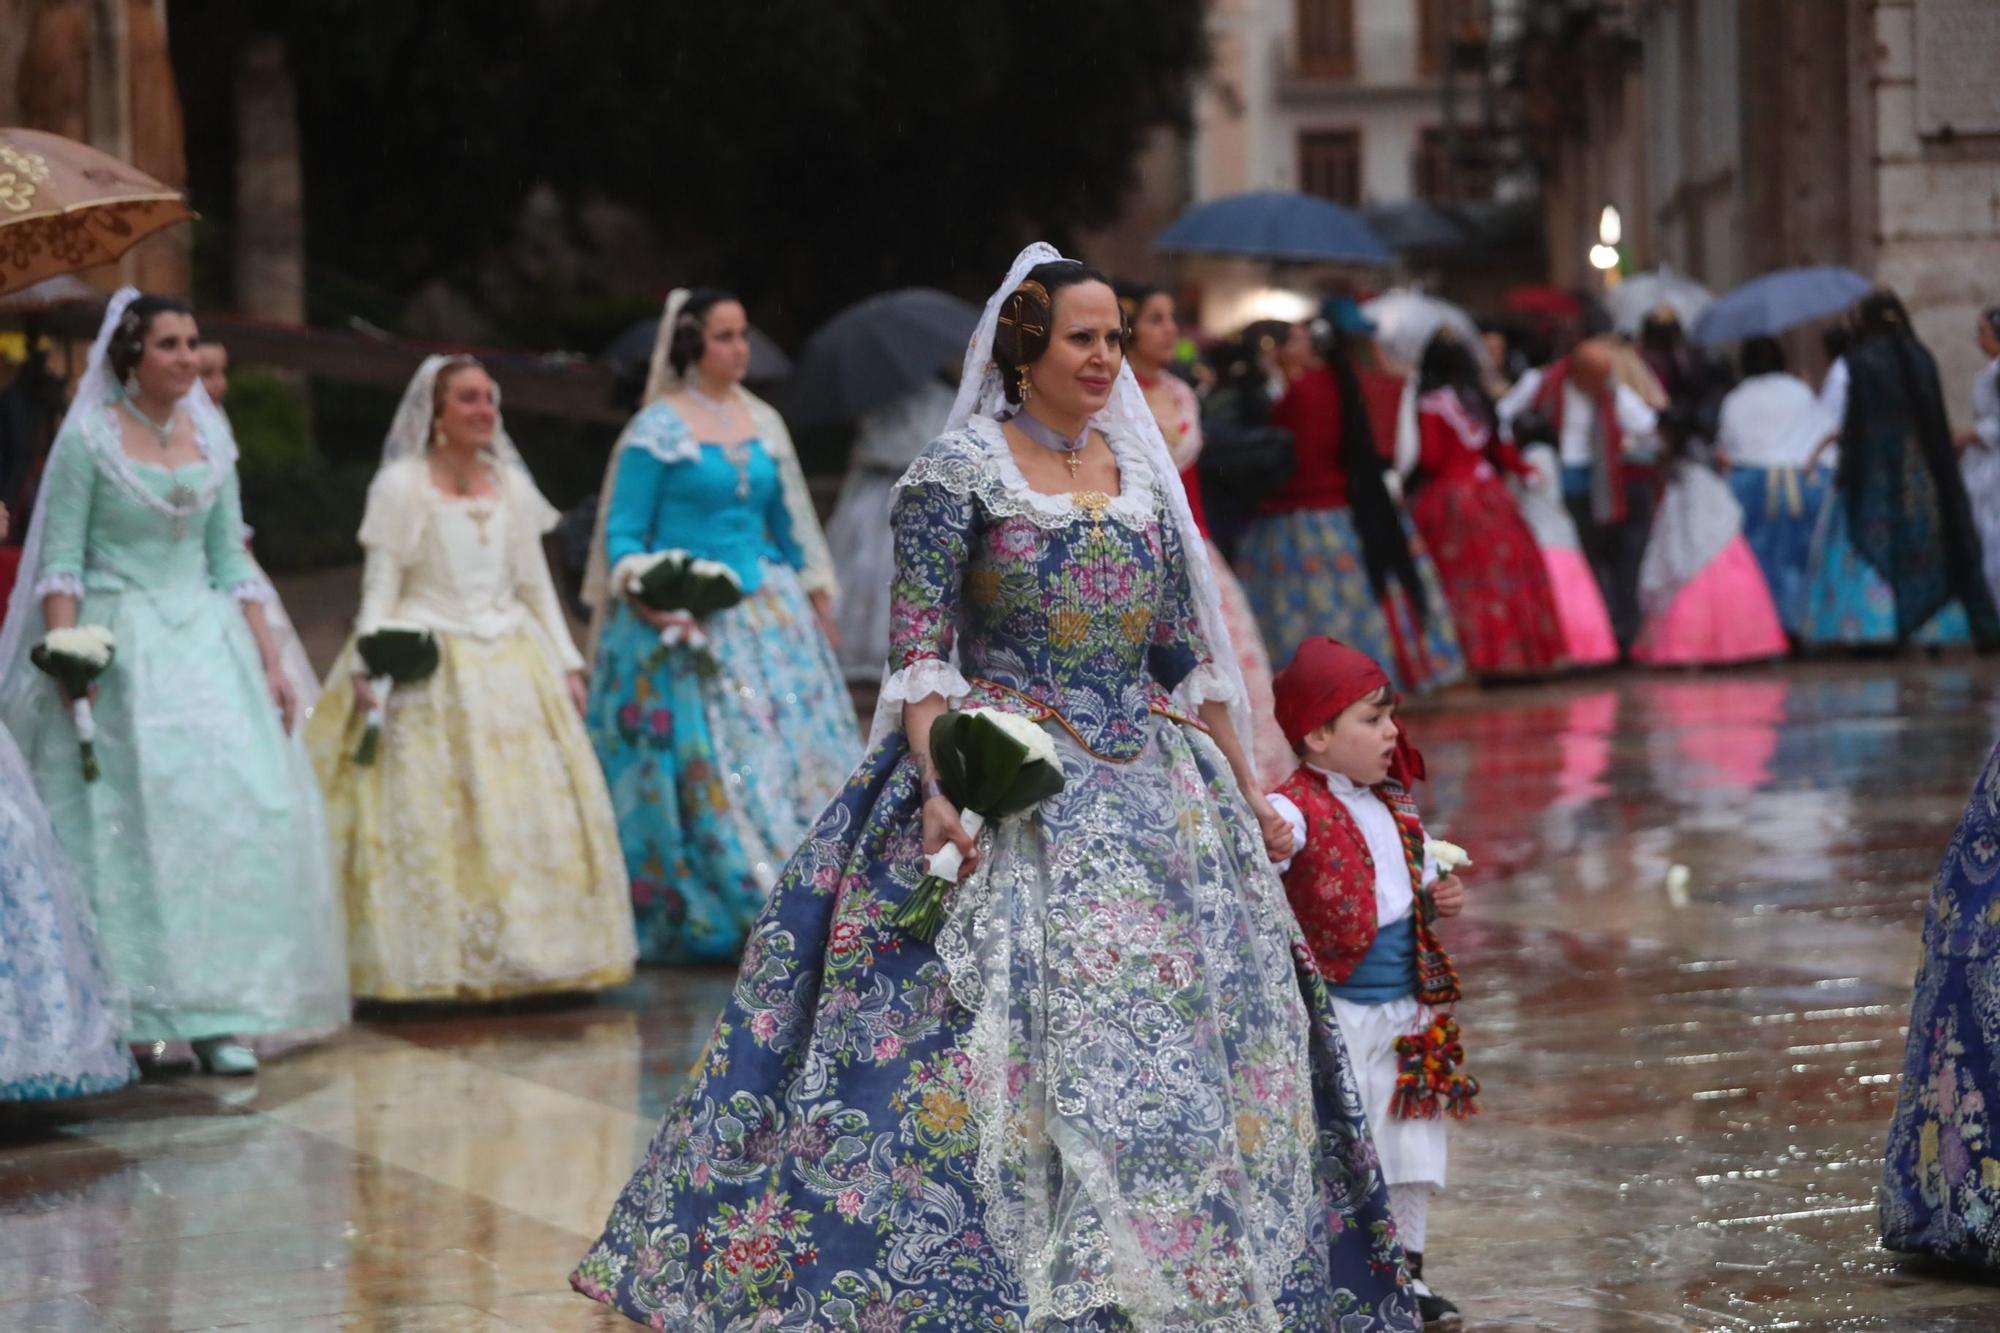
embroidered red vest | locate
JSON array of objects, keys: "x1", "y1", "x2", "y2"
[{"x1": 1276, "y1": 766, "x2": 1410, "y2": 984}]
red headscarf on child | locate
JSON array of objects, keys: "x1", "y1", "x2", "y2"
[{"x1": 1272, "y1": 636, "x2": 1426, "y2": 787}]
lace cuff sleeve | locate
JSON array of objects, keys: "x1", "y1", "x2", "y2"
[
  {"x1": 879, "y1": 657, "x2": 971, "y2": 709},
  {"x1": 1178, "y1": 660, "x2": 1240, "y2": 707},
  {"x1": 32, "y1": 572, "x2": 84, "y2": 600},
  {"x1": 230, "y1": 579, "x2": 277, "y2": 606}
]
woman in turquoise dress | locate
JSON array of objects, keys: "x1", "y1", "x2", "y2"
[
  {"x1": 0, "y1": 291, "x2": 348, "y2": 1076},
  {"x1": 583, "y1": 288, "x2": 858, "y2": 964},
  {"x1": 1799, "y1": 290, "x2": 2000, "y2": 650},
  {"x1": 1882, "y1": 739, "x2": 2000, "y2": 1269},
  {"x1": 572, "y1": 247, "x2": 1416, "y2": 1330}
]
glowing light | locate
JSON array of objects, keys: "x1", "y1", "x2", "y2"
[
  {"x1": 1589, "y1": 243, "x2": 1621, "y2": 271},
  {"x1": 1246, "y1": 287, "x2": 1316, "y2": 322},
  {"x1": 1599, "y1": 205, "x2": 1623, "y2": 246}
]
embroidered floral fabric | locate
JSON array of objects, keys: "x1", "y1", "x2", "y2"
[
  {"x1": 1882, "y1": 741, "x2": 2000, "y2": 1270},
  {"x1": 589, "y1": 563, "x2": 857, "y2": 965},
  {"x1": 0, "y1": 723, "x2": 134, "y2": 1101},
  {"x1": 881, "y1": 418, "x2": 1219, "y2": 760},
  {"x1": 573, "y1": 420, "x2": 1417, "y2": 1330}
]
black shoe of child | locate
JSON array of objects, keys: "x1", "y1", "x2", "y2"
[{"x1": 1407, "y1": 1252, "x2": 1463, "y2": 1326}]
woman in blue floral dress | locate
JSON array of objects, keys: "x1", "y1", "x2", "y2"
[
  {"x1": 583, "y1": 288, "x2": 858, "y2": 964},
  {"x1": 0, "y1": 501, "x2": 131, "y2": 1102},
  {"x1": 1882, "y1": 739, "x2": 2000, "y2": 1269},
  {"x1": 572, "y1": 247, "x2": 1418, "y2": 1330}
]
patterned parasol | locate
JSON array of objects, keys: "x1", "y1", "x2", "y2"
[{"x1": 0, "y1": 128, "x2": 192, "y2": 297}]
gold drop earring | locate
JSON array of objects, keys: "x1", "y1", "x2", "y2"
[{"x1": 1016, "y1": 367, "x2": 1033, "y2": 402}]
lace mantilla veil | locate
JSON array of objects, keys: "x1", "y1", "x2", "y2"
[
  {"x1": 377, "y1": 353, "x2": 533, "y2": 476},
  {"x1": 924, "y1": 241, "x2": 1252, "y2": 743},
  {"x1": 579, "y1": 288, "x2": 837, "y2": 657},
  {"x1": 358, "y1": 354, "x2": 557, "y2": 558},
  {"x1": 0, "y1": 288, "x2": 248, "y2": 708}
]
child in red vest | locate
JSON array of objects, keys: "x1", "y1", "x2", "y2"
[{"x1": 1266, "y1": 635, "x2": 1476, "y2": 1327}]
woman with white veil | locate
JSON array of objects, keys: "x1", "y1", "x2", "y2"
[
  {"x1": 572, "y1": 248, "x2": 1417, "y2": 1330},
  {"x1": 581, "y1": 287, "x2": 858, "y2": 965},
  {"x1": 0, "y1": 290, "x2": 347, "y2": 1075},
  {"x1": 305, "y1": 355, "x2": 634, "y2": 1002}
]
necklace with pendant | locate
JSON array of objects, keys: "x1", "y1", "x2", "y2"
[
  {"x1": 120, "y1": 397, "x2": 198, "y2": 535},
  {"x1": 120, "y1": 394, "x2": 179, "y2": 451},
  {"x1": 1007, "y1": 408, "x2": 1091, "y2": 479},
  {"x1": 688, "y1": 385, "x2": 754, "y2": 499}
]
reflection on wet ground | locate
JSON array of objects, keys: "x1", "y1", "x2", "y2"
[{"x1": 4, "y1": 660, "x2": 1997, "y2": 1330}]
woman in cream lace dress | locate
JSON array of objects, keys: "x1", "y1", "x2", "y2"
[{"x1": 307, "y1": 356, "x2": 634, "y2": 1002}]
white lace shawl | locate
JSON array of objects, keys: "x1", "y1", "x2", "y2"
[{"x1": 1638, "y1": 459, "x2": 1744, "y2": 618}]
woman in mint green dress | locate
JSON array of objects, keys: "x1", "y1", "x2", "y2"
[{"x1": 0, "y1": 290, "x2": 348, "y2": 1075}]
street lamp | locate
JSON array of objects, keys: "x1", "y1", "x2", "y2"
[{"x1": 1590, "y1": 206, "x2": 1624, "y2": 285}]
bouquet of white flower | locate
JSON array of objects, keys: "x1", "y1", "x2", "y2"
[
  {"x1": 353, "y1": 621, "x2": 441, "y2": 764},
  {"x1": 623, "y1": 549, "x2": 745, "y2": 653},
  {"x1": 1424, "y1": 838, "x2": 1473, "y2": 875},
  {"x1": 31, "y1": 625, "x2": 116, "y2": 782},
  {"x1": 889, "y1": 706, "x2": 1067, "y2": 940}
]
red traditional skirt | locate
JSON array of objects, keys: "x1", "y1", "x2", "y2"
[{"x1": 1409, "y1": 472, "x2": 1567, "y2": 675}]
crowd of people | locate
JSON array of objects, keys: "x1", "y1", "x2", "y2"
[{"x1": 0, "y1": 253, "x2": 1995, "y2": 1327}]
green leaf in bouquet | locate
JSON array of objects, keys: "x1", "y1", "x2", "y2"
[
  {"x1": 927, "y1": 710, "x2": 971, "y2": 806},
  {"x1": 962, "y1": 712, "x2": 1028, "y2": 813},
  {"x1": 633, "y1": 555, "x2": 693, "y2": 610},
  {"x1": 357, "y1": 627, "x2": 441, "y2": 683},
  {"x1": 991, "y1": 754, "x2": 1065, "y2": 819},
  {"x1": 681, "y1": 574, "x2": 743, "y2": 618}
]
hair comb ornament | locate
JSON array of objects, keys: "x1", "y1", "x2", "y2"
[{"x1": 997, "y1": 280, "x2": 1051, "y2": 349}]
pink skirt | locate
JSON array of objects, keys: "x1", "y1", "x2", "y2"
[
  {"x1": 1633, "y1": 537, "x2": 1788, "y2": 666},
  {"x1": 1541, "y1": 546, "x2": 1618, "y2": 666}
]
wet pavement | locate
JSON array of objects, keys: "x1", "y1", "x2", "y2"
[{"x1": 3, "y1": 659, "x2": 1997, "y2": 1330}]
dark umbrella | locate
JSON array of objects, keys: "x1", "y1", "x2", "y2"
[
  {"x1": 1362, "y1": 201, "x2": 1471, "y2": 255},
  {"x1": 1155, "y1": 191, "x2": 1393, "y2": 266},
  {"x1": 780, "y1": 287, "x2": 979, "y2": 427},
  {"x1": 602, "y1": 317, "x2": 791, "y2": 388},
  {"x1": 1689, "y1": 265, "x2": 1870, "y2": 346}
]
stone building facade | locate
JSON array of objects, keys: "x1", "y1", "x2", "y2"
[{"x1": 1526, "y1": 0, "x2": 1999, "y2": 423}]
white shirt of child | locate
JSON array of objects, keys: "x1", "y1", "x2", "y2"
[{"x1": 1267, "y1": 763, "x2": 1436, "y2": 928}]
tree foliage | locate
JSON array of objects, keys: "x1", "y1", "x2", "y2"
[{"x1": 170, "y1": 1, "x2": 1208, "y2": 348}]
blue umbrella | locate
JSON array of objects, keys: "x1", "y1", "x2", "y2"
[
  {"x1": 780, "y1": 288, "x2": 980, "y2": 427},
  {"x1": 1156, "y1": 191, "x2": 1394, "y2": 266},
  {"x1": 1690, "y1": 265, "x2": 1871, "y2": 346}
]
